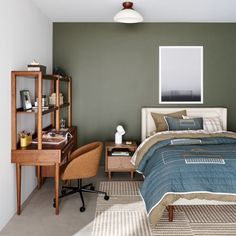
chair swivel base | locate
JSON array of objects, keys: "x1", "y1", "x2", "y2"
[{"x1": 53, "y1": 180, "x2": 109, "y2": 212}]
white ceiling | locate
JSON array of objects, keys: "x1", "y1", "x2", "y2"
[{"x1": 31, "y1": 0, "x2": 236, "y2": 22}]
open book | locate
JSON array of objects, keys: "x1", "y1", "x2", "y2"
[{"x1": 32, "y1": 129, "x2": 72, "y2": 145}]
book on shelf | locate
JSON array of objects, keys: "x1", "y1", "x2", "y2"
[
  {"x1": 32, "y1": 129, "x2": 72, "y2": 145},
  {"x1": 111, "y1": 151, "x2": 130, "y2": 156},
  {"x1": 27, "y1": 65, "x2": 46, "y2": 75},
  {"x1": 32, "y1": 106, "x2": 50, "y2": 110}
]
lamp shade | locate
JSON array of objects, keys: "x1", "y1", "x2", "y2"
[
  {"x1": 115, "y1": 125, "x2": 125, "y2": 144},
  {"x1": 114, "y1": 2, "x2": 143, "y2": 24},
  {"x1": 116, "y1": 125, "x2": 125, "y2": 135}
]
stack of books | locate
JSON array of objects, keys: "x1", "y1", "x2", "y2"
[
  {"x1": 27, "y1": 64, "x2": 46, "y2": 75},
  {"x1": 31, "y1": 105, "x2": 52, "y2": 111},
  {"x1": 32, "y1": 129, "x2": 72, "y2": 145},
  {"x1": 111, "y1": 150, "x2": 130, "y2": 156}
]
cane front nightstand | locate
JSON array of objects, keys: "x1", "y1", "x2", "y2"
[{"x1": 105, "y1": 141, "x2": 137, "y2": 179}]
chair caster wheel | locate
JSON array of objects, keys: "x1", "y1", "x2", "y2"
[
  {"x1": 61, "y1": 189, "x2": 66, "y2": 194},
  {"x1": 80, "y1": 207, "x2": 85, "y2": 212},
  {"x1": 90, "y1": 186, "x2": 95, "y2": 191},
  {"x1": 104, "y1": 195, "x2": 109, "y2": 201}
]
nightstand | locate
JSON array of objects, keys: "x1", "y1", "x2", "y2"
[{"x1": 105, "y1": 141, "x2": 137, "y2": 179}]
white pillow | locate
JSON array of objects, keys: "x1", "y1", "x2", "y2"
[{"x1": 182, "y1": 116, "x2": 223, "y2": 132}]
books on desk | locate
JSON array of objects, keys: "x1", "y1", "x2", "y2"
[
  {"x1": 32, "y1": 137, "x2": 66, "y2": 145},
  {"x1": 32, "y1": 129, "x2": 72, "y2": 145}
]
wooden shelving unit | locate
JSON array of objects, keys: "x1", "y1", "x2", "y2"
[
  {"x1": 11, "y1": 71, "x2": 72, "y2": 150},
  {"x1": 11, "y1": 71, "x2": 76, "y2": 215}
]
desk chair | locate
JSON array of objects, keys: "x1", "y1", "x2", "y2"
[{"x1": 53, "y1": 141, "x2": 109, "y2": 212}]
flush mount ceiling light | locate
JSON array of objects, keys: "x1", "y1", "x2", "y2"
[{"x1": 114, "y1": 2, "x2": 143, "y2": 24}]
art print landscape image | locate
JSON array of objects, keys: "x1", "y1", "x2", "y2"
[{"x1": 160, "y1": 47, "x2": 203, "y2": 103}]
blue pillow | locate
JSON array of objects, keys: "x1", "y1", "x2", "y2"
[{"x1": 164, "y1": 116, "x2": 203, "y2": 131}]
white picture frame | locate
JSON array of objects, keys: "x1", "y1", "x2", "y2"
[{"x1": 159, "y1": 46, "x2": 203, "y2": 104}]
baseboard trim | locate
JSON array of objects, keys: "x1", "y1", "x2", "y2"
[{"x1": 21, "y1": 186, "x2": 38, "y2": 210}]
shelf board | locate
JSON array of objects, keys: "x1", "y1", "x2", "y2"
[
  {"x1": 42, "y1": 74, "x2": 57, "y2": 80},
  {"x1": 12, "y1": 71, "x2": 41, "y2": 78},
  {"x1": 16, "y1": 106, "x2": 58, "y2": 115},
  {"x1": 12, "y1": 71, "x2": 57, "y2": 81},
  {"x1": 12, "y1": 71, "x2": 71, "y2": 81},
  {"x1": 42, "y1": 106, "x2": 58, "y2": 114},
  {"x1": 16, "y1": 103, "x2": 70, "y2": 114},
  {"x1": 52, "y1": 75, "x2": 71, "y2": 82},
  {"x1": 59, "y1": 77, "x2": 70, "y2": 82}
]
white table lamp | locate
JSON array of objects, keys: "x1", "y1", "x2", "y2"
[{"x1": 115, "y1": 125, "x2": 125, "y2": 144}]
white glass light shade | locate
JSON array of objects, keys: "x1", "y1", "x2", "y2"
[
  {"x1": 114, "y1": 9, "x2": 143, "y2": 23},
  {"x1": 115, "y1": 125, "x2": 125, "y2": 144},
  {"x1": 116, "y1": 125, "x2": 125, "y2": 135}
]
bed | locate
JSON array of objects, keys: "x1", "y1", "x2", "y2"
[{"x1": 132, "y1": 107, "x2": 236, "y2": 225}]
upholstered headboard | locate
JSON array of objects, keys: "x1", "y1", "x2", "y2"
[{"x1": 141, "y1": 107, "x2": 227, "y2": 141}]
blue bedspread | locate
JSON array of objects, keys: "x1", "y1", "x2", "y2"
[{"x1": 137, "y1": 137, "x2": 236, "y2": 216}]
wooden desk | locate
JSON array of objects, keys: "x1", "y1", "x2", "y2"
[{"x1": 11, "y1": 127, "x2": 77, "y2": 215}]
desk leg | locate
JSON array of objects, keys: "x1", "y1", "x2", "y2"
[
  {"x1": 16, "y1": 163, "x2": 21, "y2": 215},
  {"x1": 55, "y1": 163, "x2": 59, "y2": 215}
]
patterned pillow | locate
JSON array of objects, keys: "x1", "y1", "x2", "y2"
[
  {"x1": 183, "y1": 116, "x2": 223, "y2": 132},
  {"x1": 203, "y1": 117, "x2": 223, "y2": 132},
  {"x1": 151, "y1": 110, "x2": 187, "y2": 132},
  {"x1": 165, "y1": 116, "x2": 203, "y2": 131}
]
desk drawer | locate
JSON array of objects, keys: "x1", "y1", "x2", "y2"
[
  {"x1": 41, "y1": 139, "x2": 75, "y2": 178},
  {"x1": 62, "y1": 141, "x2": 74, "y2": 158}
]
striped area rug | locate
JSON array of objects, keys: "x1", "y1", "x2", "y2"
[
  {"x1": 99, "y1": 181, "x2": 142, "y2": 196},
  {"x1": 92, "y1": 181, "x2": 236, "y2": 236},
  {"x1": 93, "y1": 211, "x2": 152, "y2": 236}
]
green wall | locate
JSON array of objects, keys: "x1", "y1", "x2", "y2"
[{"x1": 53, "y1": 23, "x2": 236, "y2": 153}]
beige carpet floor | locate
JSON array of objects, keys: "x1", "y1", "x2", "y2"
[
  {"x1": 92, "y1": 181, "x2": 236, "y2": 236},
  {"x1": 2, "y1": 173, "x2": 236, "y2": 236},
  {"x1": 0, "y1": 169, "x2": 142, "y2": 236}
]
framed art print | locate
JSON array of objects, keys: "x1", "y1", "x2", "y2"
[{"x1": 159, "y1": 46, "x2": 203, "y2": 104}]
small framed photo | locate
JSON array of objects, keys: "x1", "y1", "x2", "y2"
[{"x1": 20, "y1": 90, "x2": 32, "y2": 110}]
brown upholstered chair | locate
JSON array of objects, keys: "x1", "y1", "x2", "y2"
[{"x1": 53, "y1": 141, "x2": 109, "y2": 212}]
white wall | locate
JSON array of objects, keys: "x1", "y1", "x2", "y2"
[{"x1": 0, "y1": 0, "x2": 52, "y2": 230}]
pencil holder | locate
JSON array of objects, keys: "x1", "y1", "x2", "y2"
[{"x1": 20, "y1": 135, "x2": 32, "y2": 147}]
